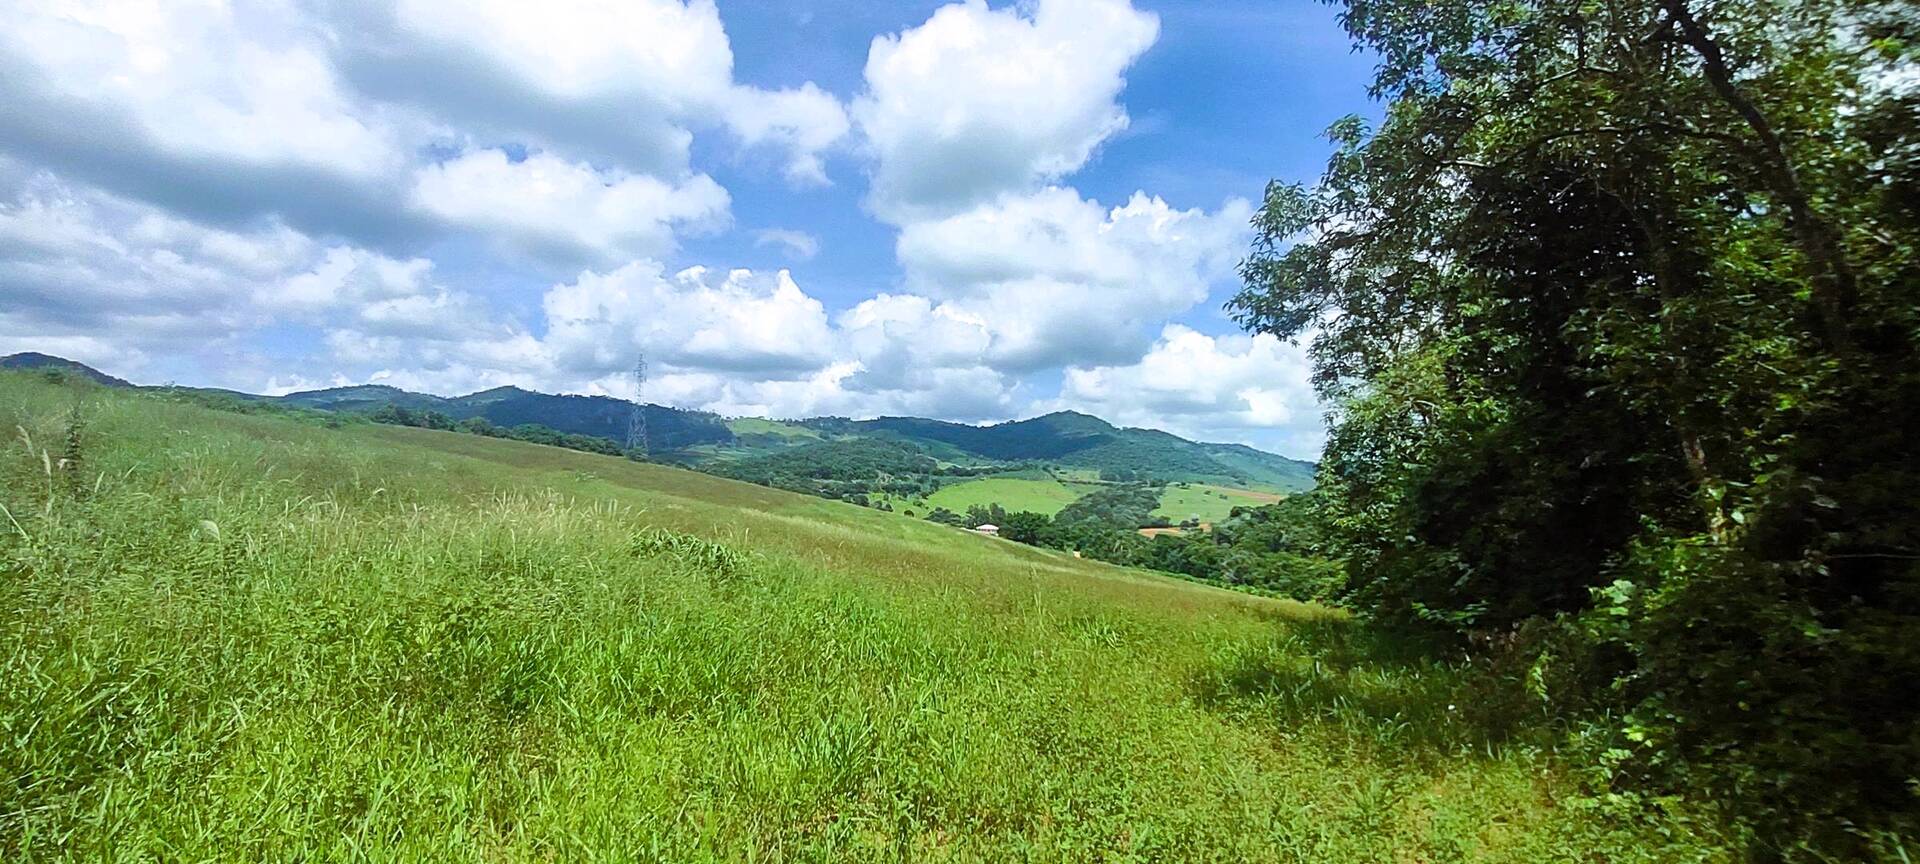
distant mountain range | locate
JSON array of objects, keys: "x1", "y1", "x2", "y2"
[{"x1": 2, "y1": 353, "x2": 1316, "y2": 490}]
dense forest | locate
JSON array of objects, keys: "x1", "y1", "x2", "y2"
[
  {"x1": 1228, "y1": 0, "x2": 1917, "y2": 857},
  {"x1": 708, "y1": 439, "x2": 943, "y2": 503},
  {"x1": 367, "y1": 404, "x2": 631, "y2": 458}
]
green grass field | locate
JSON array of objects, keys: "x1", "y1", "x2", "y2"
[
  {"x1": 923, "y1": 473, "x2": 1085, "y2": 516},
  {"x1": 0, "y1": 373, "x2": 1731, "y2": 861},
  {"x1": 725, "y1": 417, "x2": 822, "y2": 439},
  {"x1": 1154, "y1": 483, "x2": 1287, "y2": 525}
]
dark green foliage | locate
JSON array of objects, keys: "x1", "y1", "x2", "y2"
[
  {"x1": 285, "y1": 384, "x2": 733, "y2": 452},
  {"x1": 836, "y1": 412, "x2": 1114, "y2": 461},
  {"x1": 1194, "y1": 443, "x2": 1318, "y2": 491},
  {"x1": 801, "y1": 412, "x2": 1315, "y2": 490},
  {"x1": 1234, "y1": 0, "x2": 1920, "y2": 855},
  {"x1": 1057, "y1": 435, "x2": 1235, "y2": 484},
  {"x1": 962, "y1": 504, "x2": 1010, "y2": 529},
  {"x1": 997, "y1": 511, "x2": 1053, "y2": 545},
  {"x1": 500, "y1": 425, "x2": 624, "y2": 457},
  {"x1": 1127, "y1": 499, "x2": 1347, "y2": 602},
  {"x1": 1055, "y1": 485, "x2": 1161, "y2": 529},
  {"x1": 972, "y1": 489, "x2": 1343, "y2": 603},
  {"x1": 631, "y1": 527, "x2": 750, "y2": 580},
  {"x1": 0, "y1": 353, "x2": 134, "y2": 388},
  {"x1": 717, "y1": 439, "x2": 936, "y2": 486},
  {"x1": 455, "y1": 388, "x2": 732, "y2": 453},
  {"x1": 367, "y1": 403, "x2": 626, "y2": 458}
]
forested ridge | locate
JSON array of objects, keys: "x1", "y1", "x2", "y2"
[{"x1": 1230, "y1": 0, "x2": 1918, "y2": 857}]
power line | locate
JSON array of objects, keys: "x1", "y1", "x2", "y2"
[{"x1": 627, "y1": 355, "x2": 648, "y2": 458}]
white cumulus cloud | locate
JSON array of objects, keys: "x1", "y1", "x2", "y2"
[
  {"x1": 855, "y1": 0, "x2": 1159, "y2": 221},
  {"x1": 540, "y1": 262, "x2": 837, "y2": 379},
  {"x1": 0, "y1": 166, "x2": 495, "y2": 386},
  {"x1": 896, "y1": 187, "x2": 1252, "y2": 371},
  {"x1": 359, "y1": 0, "x2": 849, "y2": 183},
  {"x1": 410, "y1": 149, "x2": 730, "y2": 266},
  {"x1": 1054, "y1": 325, "x2": 1325, "y2": 456}
]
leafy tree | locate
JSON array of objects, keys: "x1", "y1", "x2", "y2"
[
  {"x1": 963, "y1": 504, "x2": 1010, "y2": 529},
  {"x1": 1055, "y1": 485, "x2": 1160, "y2": 529},
  {"x1": 1233, "y1": 0, "x2": 1919, "y2": 854},
  {"x1": 368, "y1": 404, "x2": 416, "y2": 426},
  {"x1": 998, "y1": 511, "x2": 1054, "y2": 545},
  {"x1": 458, "y1": 416, "x2": 499, "y2": 436}
]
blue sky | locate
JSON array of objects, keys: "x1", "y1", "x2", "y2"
[{"x1": 0, "y1": 0, "x2": 1375, "y2": 458}]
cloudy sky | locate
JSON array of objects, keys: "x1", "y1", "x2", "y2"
[{"x1": 0, "y1": 0, "x2": 1374, "y2": 458}]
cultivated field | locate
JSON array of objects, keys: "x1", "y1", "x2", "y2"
[{"x1": 0, "y1": 373, "x2": 1729, "y2": 860}]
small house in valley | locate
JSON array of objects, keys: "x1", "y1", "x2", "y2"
[{"x1": 973, "y1": 524, "x2": 999, "y2": 537}]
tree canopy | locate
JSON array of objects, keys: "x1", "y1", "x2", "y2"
[{"x1": 1233, "y1": 0, "x2": 1917, "y2": 856}]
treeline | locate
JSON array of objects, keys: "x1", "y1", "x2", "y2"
[
  {"x1": 929, "y1": 489, "x2": 1340, "y2": 602},
  {"x1": 1131, "y1": 499, "x2": 1344, "y2": 600},
  {"x1": 709, "y1": 439, "x2": 938, "y2": 504},
  {"x1": 368, "y1": 404, "x2": 629, "y2": 458},
  {"x1": 709, "y1": 438, "x2": 1057, "y2": 505},
  {"x1": 1233, "y1": 0, "x2": 1919, "y2": 856}
]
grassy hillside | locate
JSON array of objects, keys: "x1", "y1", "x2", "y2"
[
  {"x1": 1196, "y1": 443, "x2": 1317, "y2": 491},
  {"x1": 1154, "y1": 483, "x2": 1287, "y2": 525},
  {"x1": 727, "y1": 416, "x2": 824, "y2": 444},
  {"x1": 924, "y1": 474, "x2": 1085, "y2": 516},
  {"x1": 0, "y1": 373, "x2": 1727, "y2": 860}
]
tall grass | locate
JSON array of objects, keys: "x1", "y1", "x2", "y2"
[{"x1": 0, "y1": 373, "x2": 1732, "y2": 861}]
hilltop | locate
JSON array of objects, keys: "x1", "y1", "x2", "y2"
[{"x1": 0, "y1": 351, "x2": 135, "y2": 388}]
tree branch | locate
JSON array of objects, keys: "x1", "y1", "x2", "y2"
[{"x1": 1656, "y1": 0, "x2": 1859, "y2": 353}]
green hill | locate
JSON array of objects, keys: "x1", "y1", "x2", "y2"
[
  {"x1": 0, "y1": 351, "x2": 135, "y2": 387},
  {"x1": 278, "y1": 383, "x2": 452, "y2": 413},
  {"x1": 0, "y1": 370, "x2": 1724, "y2": 860},
  {"x1": 805, "y1": 411, "x2": 1316, "y2": 490},
  {"x1": 1197, "y1": 442, "x2": 1318, "y2": 490},
  {"x1": 278, "y1": 383, "x2": 737, "y2": 452},
  {"x1": 0, "y1": 355, "x2": 1316, "y2": 496}
]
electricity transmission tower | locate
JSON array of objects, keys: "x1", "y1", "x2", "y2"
[{"x1": 626, "y1": 355, "x2": 649, "y2": 459}]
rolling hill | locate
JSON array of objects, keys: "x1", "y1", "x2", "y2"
[
  {"x1": 796, "y1": 411, "x2": 1315, "y2": 490},
  {"x1": 276, "y1": 383, "x2": 737, "y2": 452},
  {"x1": 0, "y1": 353, "x2": 1316, "y2": 493},
  {"x1": 0, "y1": 351, "x2": 135, "y2": 387}
]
